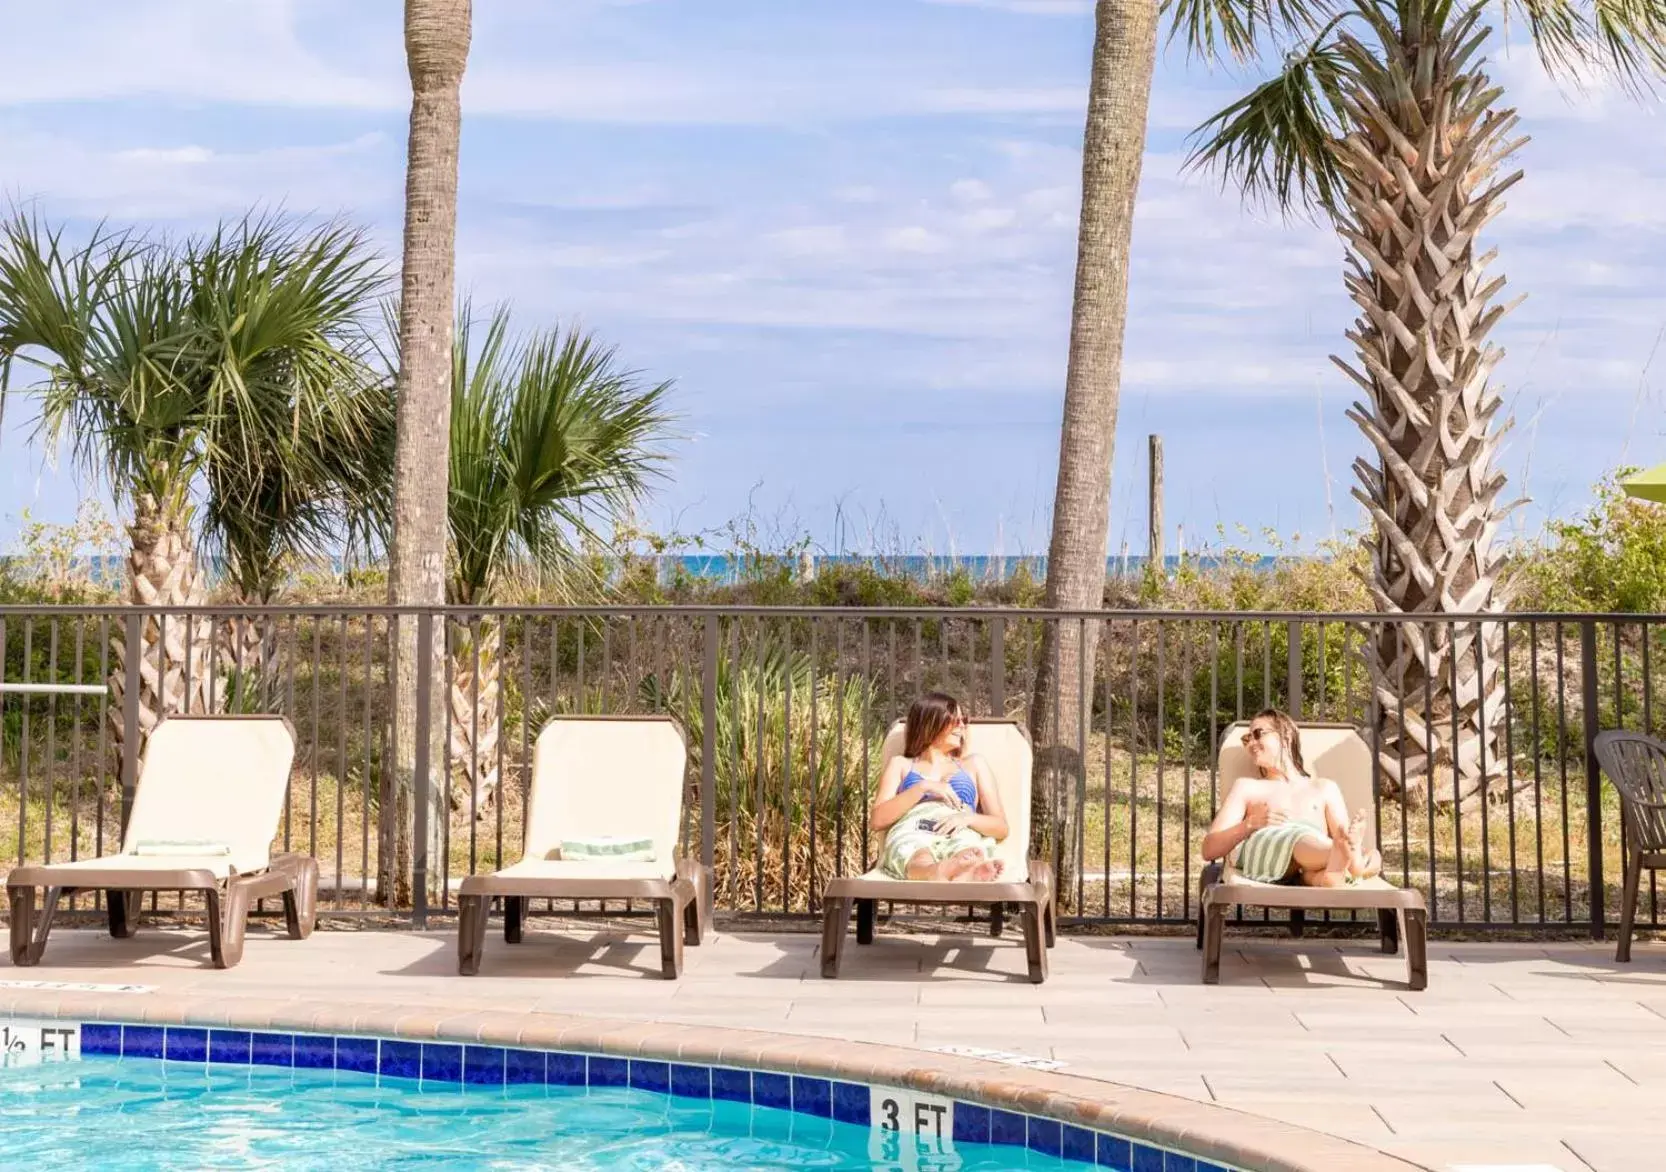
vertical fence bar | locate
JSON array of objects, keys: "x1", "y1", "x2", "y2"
[
  {"x1": 1286, "y1": 619, "x2": 1303, "y2": 720},
  {"x1": 1580, "y1": 619, "x2": 1604, "y2": 939},
  {"x1": 120, "y1": 611, "x2": 141, "y2": 835},
  {"x1": 989, "y1": 617, "x2": 1006, "y2": 718},
  {"x1": 413, "y1": 611, "x2": 434, "y2": 930},
  {"x1": 701, "y1": 614, "x2": 719, "y2": 876}
]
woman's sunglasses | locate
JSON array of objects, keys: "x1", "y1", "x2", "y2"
[{"x1": 1241, "y1": 727, "x2": 1276, "y2": 745}]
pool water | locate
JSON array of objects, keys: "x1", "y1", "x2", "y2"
[{"x1": 0, "y1": 1058, "x2": 1102, "y2": 1170}]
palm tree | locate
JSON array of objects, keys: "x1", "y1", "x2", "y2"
[
  {"x1": 386, "y1": 0, "x2": 472, "y2": 905},
  {"x1": 1032, "y1": 0, "x2": 1161, "y2": 888},
  {"x1": 1178, "y1": 0, "x2": 1666, "y2": 803},
  {"x1": 0, "y1": 212, "x2": 387, "y2": 744},
  {"x1": 445, "y1": 305, "x2": 673, "y2": 817}
]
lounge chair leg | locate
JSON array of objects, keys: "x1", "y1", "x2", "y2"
[
  {"x1": 855, "y1": 899, "x2": 875, "y2": 945},
  {"x1": 458, "y1": 894, "x2": 489, "y2": 976},
  {"x1": 1402, "y1": 907, "x2": 1428, "y2": 991},
  {"x1": 820, "y1": 898, "x2": 852, "y2": 978},
  {"x1": 1287, "y1": 908, "x2": 1306, "y2": 939},
  {"x1": 656, "y1": 898, "x2": 684, "y2": 979},
  {"x1": 1196, "y1": 863, "x2": 1221, "y2": 951},
  {"x1": 283, "y1": 858, "x2": 318, "y2": 941},
  {"x1": 1618, "y1": 853, "x2": 1643, "y2": 963},
  {"x1": 1201, "y1": 903, "x2": 1226, "y2": 985},
  {"x1": 1020, "y1": 901, "x2": 1048, "y2": 984},
  {"x1": 677, "y1": 860, "x2": 711, "y2": 945},
  {"x1": 1043, "y1": 891, "x2": 1057, "y2": 948},
  {"x1": 9, "y1": 885, "x2": 38, "y2": 966},
  {"x1": 989, "y1": 903, "x2": 1005, "y2": 938},
  {"x1": 504, "y1": 896, "x2": 524, "y2": 944},
  {"x1": 214, "y1": 882, "x2": 252, "y2": 970},
  {"x1": 107, "y1": 890, "x2": 138, "y2": 939},
  {"x1": 1378, "y1": 908, "x2": 1400, "y2": 955}
]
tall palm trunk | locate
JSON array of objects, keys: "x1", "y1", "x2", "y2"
[
  {"x1": 448, "y1": 617, "x2": 502, "y2": 820},
  {"x1": 386, "y1": 0, "x2": 471, "y2": 906},
  {"x1": 1333, "y1": 14, "x2": 1522, "y2": 808},
  {"x1": 111, "y1": 494, "x2": 213, "y2": 755},
  {"x1": 1031, "y1": 0, "x2": 1158, "y2": 897}
]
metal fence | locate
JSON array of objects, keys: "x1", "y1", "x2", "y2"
[{"x1": 0, "y1": 604, "x2": 1655, "y2": 935}]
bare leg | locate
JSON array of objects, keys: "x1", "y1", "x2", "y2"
[{"x1": 1346, "y1": 810, "x2": 1382, "y2": 880}]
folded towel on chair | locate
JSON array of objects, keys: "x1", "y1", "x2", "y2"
[{"x1": 553, "y1": 836, "x2": 656, "y2": 862}]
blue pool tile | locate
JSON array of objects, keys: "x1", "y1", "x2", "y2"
[
  {"x1": 1132, "y1": 1143, "x2": 1166, "y2": 1172},
  {"x1": 588, "y1": 1056, "x2": 628, "y2": 1088},
  {"x1": 1062, "y1": 1124, "x2": 1097, "y2": 1164},
  {"x1": 1097, "y1": 1134, "x2": 1133, "y2": 1170},
  {"x1": 1164, "y1": 1155, "x2": 1195, "y2": 1172},
  {"x1": 164, "y1": 1027, "x2": 207, "y2": 1063},
  {"x1": 81, "y1": 1024, "x2": 121, "y2": 1057},
  {"x1": 670, "y1": 1063, "x2": 711, "y2": 1100},
  {"x1": 464, "y1": 1046, "x2": 506, "y2": 1086},
  {"x1": 989, "y1": 1108, "x2": 1027, "y2": 1149},
  {"x1": 336, "y1": 1038, "x2": 379, "y2": 1076},
  {"x1": 751, "y1": 1071, "x2": 791, "y2": 1110},
  {"x1": 122, "y1": 1026, "x2": 165, "y2": 1059},
  {"x1": 792, "y1": 1076, "x2": 831, "y2": 1119},
  {"x1": 832, "y1": 1081, "x2": 870, "y2": 1127},
  {"x1": 208, "y1": 1030, "x2": 252, "y2": 1065},
  {"x1": 250, "y1": 1033, "x2": 293, "y2": 1068},
  {"x1": 421, "y1": 1043, "x2": 463, "y2": 1084},
  {"x1": 953, "y1": 1102, "x2": 991, "y2": 1145},
  {"x1": 1194, "y1": 1162, "x2": 1229, "y2": 1172},
  {"x1": 379, "y1": 1040, "x2": 422, "y2": 1081},
  {"x1": 1029, "y1": 1117, "x2": 1064, "y2": 1157},
  {"x1": 504, "y1": 1049, "x2": 545, "y2": 1086},
  {"x1": 546, "y1": 1052, "x2": 587, "y2": 1086},
  {"x1": 711, "y1": 1067, "x2": 751, "y2": 1104},
  {"x1": 293, "y1": 1035, "x2": 334, "y2": 1070},
  {"x1": 630, "y1": 1060, "x2": 671, "y2": 1095}
]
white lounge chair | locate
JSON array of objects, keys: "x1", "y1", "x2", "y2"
[
  {"x1": 1198, "y1": 720, "x2": 1428, "y2": 990},
  {"x1": 456, "y1": 715, "x2": 712, "y2": 979},
  {"x1": 820, "y1": 719, "x2": 1056, "y2": 983},
  {"x1": 7, "y1": 714, "x2": 318, "y2": 969}
]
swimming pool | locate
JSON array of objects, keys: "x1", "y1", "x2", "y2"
[
  {"x1": 0, "y1": 1056, "x2": 1117, "y2": 1170},
  {"x1": 0, "y1": 1022, "x2": 1225, "y2": 1171}
]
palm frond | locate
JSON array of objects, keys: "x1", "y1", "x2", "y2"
[
  {"x1": 1185, "y1": 28, "x2": 1354, "y2": 217},
  {"x1": 1163, "y1": 0, "x2": 1340, "y2": 61},
  {"x1": 1503, "y1": 0, "x2": 1666, "y2": 91}
]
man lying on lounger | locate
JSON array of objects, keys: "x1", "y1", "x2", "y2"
[
  {"x1": 1201, "y1": 708, "x2": 1382, "y2": 887},
  {"x1": 868, "y1": 692, "x2": 1009, "y2": 882}
]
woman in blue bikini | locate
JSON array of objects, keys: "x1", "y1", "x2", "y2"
[{"x1": 869, "y1": 692, "x2": 1009, "y2": 881}]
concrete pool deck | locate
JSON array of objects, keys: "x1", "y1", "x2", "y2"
[{"x1": 3, "y1": 921, "x2": 1663, "y2": 1171}]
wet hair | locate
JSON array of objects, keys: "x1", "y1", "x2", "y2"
[
  {"x1": 903, "y1": 692, "x2": 965, "y2": 759},
  {"x1": 1251, "y1": 708, "x2": 1305, "y2": 774}
]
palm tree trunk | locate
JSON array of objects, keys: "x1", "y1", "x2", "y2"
[
  {"x1": 1332, "y1": 19, "x2": 1523, "y2": 809},
  {"x1": 385, "y1": 0, "x2": 472, "y2": 907},
  {"x1": 111, "y1": 494, "x2": 213, "y2": 757},
  {"x1": 1031, "y1": 0, "x2": 1158, "y2": 898},
  {"x1": 448, "y1": 618, "x2": 502, "y2": 820}
]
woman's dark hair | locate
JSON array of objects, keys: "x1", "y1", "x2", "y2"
[
  {"x1": 1253, "y1": 708, "x2": 1305, "y2": 773},
  {"x1": 903, "y1": 692, "x2": 964, "y2": 759}
]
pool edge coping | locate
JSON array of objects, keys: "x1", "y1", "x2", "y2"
[{"x1": 0, "y1": 988, "x2": 1428, "y2": 1172}]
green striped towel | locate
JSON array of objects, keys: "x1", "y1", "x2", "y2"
[{"x1": 554, "y1": 836, "x2": 656, "y2": 862}]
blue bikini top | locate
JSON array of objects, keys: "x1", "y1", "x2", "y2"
[{"x1": 899, "y1": 762, "x2": 977, "y2": 807}]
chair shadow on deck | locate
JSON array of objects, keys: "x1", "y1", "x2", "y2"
[{"x1": 384, "y1": 919, "x2": 691, "y2": 981}]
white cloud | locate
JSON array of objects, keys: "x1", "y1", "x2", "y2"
[{"x1": 919, "y1": 0, "x2": 1091, "y2": 14}]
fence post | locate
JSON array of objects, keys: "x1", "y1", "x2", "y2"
[
  {"x1": 1580, "y1": 619, "x2": 1604, "y2": 941},
  {"x1": 989, "y1": 616, "x2": 1006, "y2": 718},
  {"x1": 121, "y1": 610, "x2": 142, "y2": 835},
  {"x1": 701, "y1": 614, "x2": 718, "y2": 875},
  {"x1": 1286, "y1": 620, "x2": 1303, "y2": 720},
  {"x1": 412, "y1": 610, "x2": 434, "y2": 930}
]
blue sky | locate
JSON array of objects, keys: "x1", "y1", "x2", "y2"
[{"x1": 1, "y1": 0, "x2": 1662, "y2": 558}]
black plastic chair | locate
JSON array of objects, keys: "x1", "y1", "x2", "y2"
[{"x1": 1592, "y1": 731, "x2": 1666, "y2": 962}]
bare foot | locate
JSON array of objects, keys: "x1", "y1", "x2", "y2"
[
  {"x1": 935, "y1": 849, "x2": 985, "y2": 881},
  {"x1": 1346, "y1": 811, "x2": 1381, "y2": 880},
  {"x1": 960, "y1": 858, "x2": 1003, "y2": 882}
]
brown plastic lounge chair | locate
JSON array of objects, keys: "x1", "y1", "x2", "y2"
[
  {"x1": 1592, "y1": 730, "x2": 1666, "y2": 963},
  {"x1": 456, "y1": 715, "x2": 712, "y2": 979},
  {"x1": 1198, "y1": 721, "x2": 1428, "y2": 991},
  {"x1": 820, "y1": 718, "x2": 1056, "y2": 983},
  {"x1": 7, "y1": 714, "x2": 318, "y2": 970}
]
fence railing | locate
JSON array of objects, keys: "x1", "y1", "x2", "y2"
[{"x1": 0, "y1": 604, "x2": 1656, "y2": 935}]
